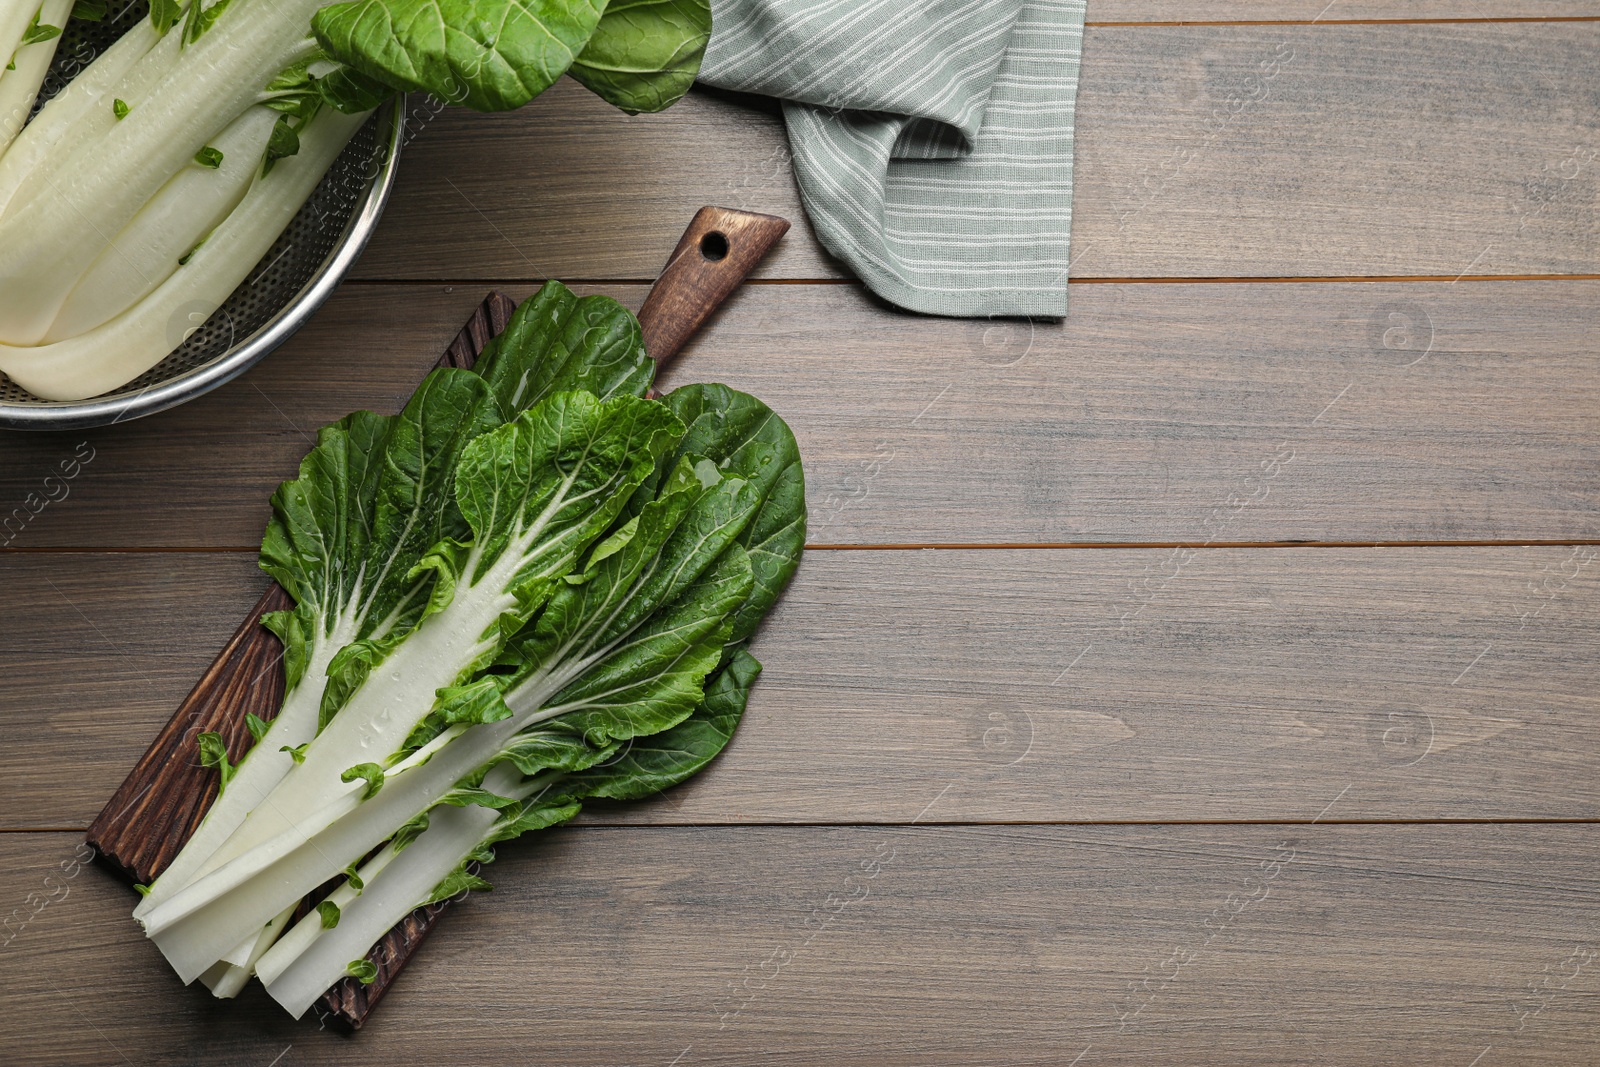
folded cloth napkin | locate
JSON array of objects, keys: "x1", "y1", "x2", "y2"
[{"x1": 700, "y1": 0, "x2": 1087, "y2": 318}]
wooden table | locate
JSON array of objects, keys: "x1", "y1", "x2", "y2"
[{"x1": 3, "y1": 4, "x2": 1598, "y2": 1063}]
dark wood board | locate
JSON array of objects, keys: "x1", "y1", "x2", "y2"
[
  {"x1": 349, "y1": 24, "x2": 1600, "y2": 282},
  {"x1": 2, "y1": 279, "x2": 1597, "y2": 549},
  {"x1": 10, "y1": 545, "x2": 1599, "y2": 829},
  {"x1": 3, "y1": 824, "x2": 1596, "y2": 1065}
]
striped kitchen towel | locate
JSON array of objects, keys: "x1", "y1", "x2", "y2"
[{"x1": 700, "y1": 0, "x2": 1087, "y2": 318}]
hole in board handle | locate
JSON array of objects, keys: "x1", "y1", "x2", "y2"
[{"x1": 699, "y1": 231, "x2": 729, "y2": 262}]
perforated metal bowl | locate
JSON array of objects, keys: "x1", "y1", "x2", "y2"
[{"x1": 0, "y1": 6, "x2": 404, "y2": 431}]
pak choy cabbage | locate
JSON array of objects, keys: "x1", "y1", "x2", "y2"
[
  {"x1": 132, "y1": 282, "x2": 805, "y2": 1015},
  {"x1": 0, "y1": 0, "x2": 711, "y2": 400}
]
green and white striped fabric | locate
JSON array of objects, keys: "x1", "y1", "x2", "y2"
[{"x1": 701, "y1": 0, "x2": 1087, "y2": 318}]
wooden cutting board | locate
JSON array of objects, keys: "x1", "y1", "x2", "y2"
[{"x1": 86, "y1": 206, "x2": 789, "y2": 1028}]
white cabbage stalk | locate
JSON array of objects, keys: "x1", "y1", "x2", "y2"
[
  {"x1": 0, "y1": 105, "x2": 366, "y2": 400},
  {"x1": 140, "y1": 537, "x2": 639, "y2": 959},
  {"x1": 251, "y1": 830, "x2": 411, "y2": 988},
  {"x1": 0, "y1": 0, "x2": 326, "y2": 345},
  {"x1": 200, "y1": 902, "x2": 296, "y2": 998},
  {"x1": 0, "y1": 0, "x2": 374, "y2": 400},
  {"x1": 0, "y1": 0, "x2": 36, "y2": 58},
  {"x1": 146, "y1": 729, "x2": 496, "y2": 983},
  {"x1": 260, "y1": 788, "x2": 513, "y2": 1016},
  {"x1": 1, "y1": 20, "x2": 183, "y2": 224},
  {"x1": 146, "y1": 532, "x2": 564, "y2": 924},
  {"x1": 143, "y1": 592, "x2": 691, "y2": 980},
  {"x1": 0, "y1": 0, "x2": 72, "y2": 157},
  {"x1": 140, "y1": 721, "x2": 467, "y2": 943},
  {"x1": 134, "y1": 627, "x2": 360, "y2": 927},
  {"x1": 45, "y1": 104, "x2": 279, "y2": 342},
  {"x1": 0, "y1": 14, "x2": 159, "y2": 221},
  {"x1": 149, "y1": 595, "x2": 384, "y2": 982}
]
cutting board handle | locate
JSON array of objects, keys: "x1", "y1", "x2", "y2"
[{"x1": 639, "y1": 206, "x2": 790, "y2": 371}]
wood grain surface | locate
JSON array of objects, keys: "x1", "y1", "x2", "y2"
[
  {"x1": 2, "y1": 826, "x2": 1596, "y2": 1066},
  {"x1": 6, "y1": 546, "x2": 1597, "y2": 828},
  {"x1": 350, "y1": 23, "x2": 1600, "y2": 282},
  {"x1": 1089, "y1": 1, "x2": 1600, "y2": 22},
  {"x1": 2, "y1": 6, "x2": 1596, "y2": 1060},
  {"x1": 1, "y1": 279, "x2": 1595, "y2": 548}
]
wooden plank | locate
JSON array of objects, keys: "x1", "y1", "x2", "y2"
[
  {"x1": 1070, "y1": 23, "x2": 1600, "y2": 279},
  {"x1": 1091, "y1": 2, "x2": 1599, "y2": 22},
  {"x1": 349, "y1": 24, "x2": 1600, "y2": 282},
  {"x1": 657, "y1": 280, "x2": 1600, "y2": 546},
  {"x1": 0, "y1": 554, "x2": 257, "y2": 831},
  {"x1": 3, "y1": 825, "x2": 1596, "y2": 1063},
  {"x1": 2, "y1": 279, "x2": 1596, "y2": 549},
  {"x1": 353, "y1": 80, "x2": 834, "y2": 282},
  {"x1": 5, "y1": 546, "x2": 1598, "y2": 828}
]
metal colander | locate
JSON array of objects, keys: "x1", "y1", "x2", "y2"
[{"x1": 0, "y1": 1, "x2": 403, "y2": 430}]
